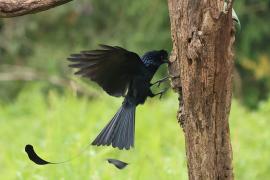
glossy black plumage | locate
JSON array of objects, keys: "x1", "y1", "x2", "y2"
[
  {"x1": 107, "y1": 158, "x2": 128, "y2": 169},
  {"x1": 25, "y1": 144, "x2": 52, "y2": 165},
  {"x1": 92, "y1": 99, "x2": 136, "y2": 149},
  {"x1": 68, "y1": 45, "x2": 144, "y2": 97},
  {"x1": 68, "y1": 45, "x2": 168, "y2": 150}
]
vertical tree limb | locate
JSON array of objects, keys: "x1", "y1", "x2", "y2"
[
  {"x1": 168, "y1": 0, "x2": 235, "y2": 179},
  {"x1": 0, "y1": 0, "x2": 73, "y2": 18}
]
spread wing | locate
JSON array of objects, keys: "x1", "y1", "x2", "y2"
[{"x1": 67, "y1": 45, "x2": 144, "y2": 97}]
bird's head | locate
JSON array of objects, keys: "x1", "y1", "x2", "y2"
[{"x1": 141, "y1": 50, "x2": 168, "y2": 70}]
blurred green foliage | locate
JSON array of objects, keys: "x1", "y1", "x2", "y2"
[
  {"x1": 234, "y1": 0, "x2": 270, "y2": 108},
  {"x1": 0, "y1": 0, "x2": 170, "y2": 103},
  {"x1": 0, "y1": 0, "x2": 270, "y2": 179},
  {"x1": 0, "y1": 87, "x2": 270, "y2": 179},
  {"x1": 0, "y1": 0, "x2": 269, "y2": 107}
]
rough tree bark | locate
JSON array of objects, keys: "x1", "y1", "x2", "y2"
[
  {"x1": 167, "y1": 0, "x2": 235, "y2": 179},
  {"x1": 0, "y1": 0, "x2": 72, "y2": 18}
]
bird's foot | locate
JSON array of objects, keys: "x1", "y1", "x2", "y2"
[
  {"x1": 153, "y1": 88, "x2": 169, "y2": 99},
  {"x1": 151, "y1": 76, "x2": 170, "y2": 87}
]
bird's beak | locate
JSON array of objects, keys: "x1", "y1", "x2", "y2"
[{"x1": 232, "y1": 8, "x2": 241, "y2": 31}]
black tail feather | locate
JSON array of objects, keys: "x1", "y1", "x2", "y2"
[{"x1": 91, "y1": 100, "x2": 136, "y2": 150}]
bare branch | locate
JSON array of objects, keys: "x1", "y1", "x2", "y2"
[{"x1": 0, "y1": 0, "x2": 73, "y2": 18}]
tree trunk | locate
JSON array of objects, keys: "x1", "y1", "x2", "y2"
[
  {"x1": 0, "y1": 0, "x2": 72, "y2": 18},
  {"x1": 167, "y1": 0, "x2": 235, "y2": 179}
]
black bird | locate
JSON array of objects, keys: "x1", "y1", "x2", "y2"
[{"x1": 68, "y1": 45, "x2": 168, "y2": 150}]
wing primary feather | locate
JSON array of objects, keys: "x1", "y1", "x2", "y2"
[
  {"x1": 67, "y1": 55, "x2": 105, "y2": 61},
  {"x1": 67, "y1": 44, "x2": 143, "y2": 97},
  {"x1": 68, "y1": 61, "x2": 100, "y2": 68},
  {"x1": 81, "y1": 49, "x2": 110, "y2": 55},
  {"x1": 98, "y1": 44, "x2": 116, "y2": 50},
  {"x1": 69, "y1": 53, "x2": 82, "y2": 57}
]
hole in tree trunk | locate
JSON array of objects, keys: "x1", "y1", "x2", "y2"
[{"x1": 188, "y1": 58, "x2": 193, "y2": 65}]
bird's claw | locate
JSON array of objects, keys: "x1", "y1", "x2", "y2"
[
  {"x1": 156, "y1": 81, "x2": 162, "y2": 88},
  {"x1": 154, "y1": 88, "x2": 169, "y2": 99},
  {"x1": 151, "y1": 76, "x2": 170, "y2": 87}
]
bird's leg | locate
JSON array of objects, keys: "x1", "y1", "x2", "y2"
[
  {"x1": 149, "y1": 88, "x2": 169, "y2": 99},
  {"x1": 151, "y1": 76, "x2": 170, "y2": 87}
]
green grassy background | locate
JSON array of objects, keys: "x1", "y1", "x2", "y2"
[
  {"x1": 1, "y1": 0, "x2": 270, "y2": 179},
  {"x1": 0, "y1": 84, "x2": 270, "y2": 180}
]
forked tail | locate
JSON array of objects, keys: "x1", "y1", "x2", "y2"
[{"x1": 91, "y1": 99, "x2": 136, "y2": 150}]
